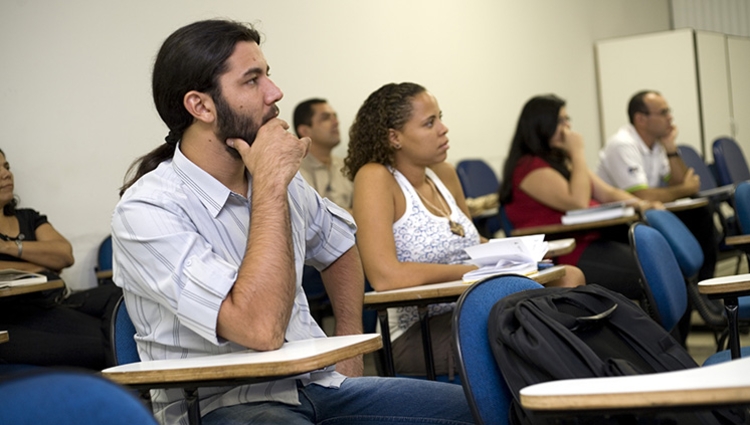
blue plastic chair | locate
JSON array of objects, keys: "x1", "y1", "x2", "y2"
[
  {"x1": 642, "y1": 210, "x2": 732, "y2": 346},
  {"x1": 679, "y1": 144, "x2": 745, "y2": 274},
  {"x1": 0, "y1": 370, "x2": 157, "y2": 424},
  {"x1": 643, "y1": 210, "x2": 704, "y2": 279},
  {"x1": 678, "y1": 145, "x2": 720, "y2": 192},
  {"x1": 629, "y1": 223, "x2": 689, "y2": 332},
  {"x1": 452, "y1": 275, "x2": 543, "y2": 424},
  {"x1": 455, "y1": 159, "x2": 501, "y2": 237},
  {"x1": 629, "y1": 223, "x2": 748, "y2": 364},
  {"x1": 713, "y1": 137, "x2": 750, "y2": 186},
  {"x1": 111, "y1": 295, "x2": 140, "y2": 366},
  {"x1": 727, "y1": 182, "x2": 750, "y2": 320},
  {"x1": 95, "y1": 235, "x2": 114, "y2": 285},
  {"x1": 734, "y1": 181, "x2": 750, "y2": 235}
]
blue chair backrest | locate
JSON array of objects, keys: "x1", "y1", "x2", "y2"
[
  {"x1": 111, "y1": 295, "x2": 140, "y2": 365},
  {"x1": 677, "y1": 145, "x2": 717, "y2": 191},
  {"x1": 498, "y1": 205, "x2": 515, "y2": 236},
  {"x1": 452, "y1": 275, "x2": 543, "y2": 424},
  {"x1": 643, "y1": 209, "x2": 703, "y2": 279},
  {"x1": 0, "y1": 370, "x2": 157, "y2": 424},
  {"x1": 455, "y1": 159, "x2": 500, "y2": 198},
  {"x1": 734, "y1": 181, "x2": 750, "y2": 235},
  {"x1": 98, "y1": 235, "x2": 113, "y2": 272},
  {"x1": 629, "y1": 223, "x2": 688, "y2": 332},
  {"x1": 713, "y1": 137, "x2": 750, "y2": 186}
]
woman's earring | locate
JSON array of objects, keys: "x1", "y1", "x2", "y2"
[{"x1": 393, "y1": 144, "x2": 401, "y2": 150}]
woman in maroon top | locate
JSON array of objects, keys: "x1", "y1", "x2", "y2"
[{"x1": 499, "y1": 95, "x2": 657, "y2": 299}]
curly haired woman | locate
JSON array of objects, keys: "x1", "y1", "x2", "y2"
[{"x1": 345, "y1": 83, "x2": 583, "y2": 379}]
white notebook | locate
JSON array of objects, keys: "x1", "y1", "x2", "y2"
[
  {"x1": 561, "y1": 202, "x2": 635, "y2": 225},
  {"x1": 0, "y1": 269, "x2": 48, "y2": 288}
]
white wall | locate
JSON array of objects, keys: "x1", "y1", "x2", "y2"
[
  {"x1": 596, "y1": 29, "x2": 704, "y2": 154},
  {"x1": 0, "y1": 0, "x2": 670, "y2": 290}
]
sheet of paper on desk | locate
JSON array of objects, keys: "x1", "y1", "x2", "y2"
[
  {"x1": 462, "y1": 234, "x2": 547, "y2": 283},
  {"x1": 0, "y1": 269, "x2": 48, "y2": 288}
]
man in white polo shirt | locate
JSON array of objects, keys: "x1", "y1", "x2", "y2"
[{"x1": 596, "y1": 90, "x2": 717, "y2": 283}]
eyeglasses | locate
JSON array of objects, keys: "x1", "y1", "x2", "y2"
[{"x1": 642, "y1": 108, "x2": 671, "y2": 117}]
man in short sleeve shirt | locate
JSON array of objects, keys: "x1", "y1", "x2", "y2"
[
  {"x1": 596, "y1": 90, "x2": 717, "y2": 282},
  {"x1": 111, "y1": 19, "x2": 472, "y2": 425},
  {"x1": 294, "y1": 98, "x2": 353, "y2": 212}
]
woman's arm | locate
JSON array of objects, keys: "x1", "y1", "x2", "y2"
[
  {"x1": 352, "y1": 163, "x2": 476, "y2": 291},
  {"x1": 0, "y1": 223, "x2": 74, "y2": 272},
  {"x1": 519, "y1": 130, "x2": 593, "y2": 212}
]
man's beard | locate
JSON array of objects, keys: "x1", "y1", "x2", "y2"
[{"x1": 214, "y1": 93, "x2": 279, "y2": 159}]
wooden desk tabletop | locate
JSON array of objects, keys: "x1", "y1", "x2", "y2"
[
  {"x1": 0, "y1": 279, "x2": 64, "y2": 298},
  {"x1": 102, "y1": 334, "x2": 381, "y2": 387},
  {"x1": 546, "y1": 238, "x2": 575, "y2": 258},
  {"x1": 0, "y1": 330, "x2": 8, "y2": 344},
  {"x1": 96, "y1": 270, "x2": 113, "y2": 280},
  {"x1": 696, "y1": 185, "x2": 735, "y2": 199},
  {"x1": 511, "y1": 215, "x2": 638, "y2": 237},
  {"x1": 363, "y1": 265, "x2": 565, "y2": 307},
  {"x1": 520, "y1": 356, "x2": 750, "y2": 411},
  {"x1": 663, "y1": 197, "x2": 709, "y2": 212},
  {"x1": 698, "y1": 274, "x2": 750, "y2": 296},
  {"x1": 725, "y1": 234, "x2": 750, "y2": 246}
]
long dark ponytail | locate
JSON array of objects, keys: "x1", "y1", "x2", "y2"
[{"x1": 120, "y1": 20, "x2": 261, "y2": 196}]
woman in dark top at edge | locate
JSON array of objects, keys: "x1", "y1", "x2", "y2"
[
  {"x1": 499, "y1": 95, "x2": 660, "y2": 300},
  {"x1": 0, "y1": 148, "x2": 121, "y2": 370}
]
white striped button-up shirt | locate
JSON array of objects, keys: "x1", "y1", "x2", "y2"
[{"x1": 111, "y1": 145, "x2": 356, "y2": 425}]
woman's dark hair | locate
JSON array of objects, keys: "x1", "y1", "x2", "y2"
[
  {"x1": 344, "y1": 82, "x2": 426, "y2": 180},
  {"x1": 498, "y1": 94, "x2": 569, "y2": 204},
  {"x1": 0, "y1": 148, "x2": 18, "y2": 216},
  {"x1": 120, "y1": 19, "x2": 261, "y2": 196}
]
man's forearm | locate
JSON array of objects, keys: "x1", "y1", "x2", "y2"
[
  {"x1": 321, "y1": 246, "x2": 364, "y2": 336},
  {"x1": 632, "y1": 186, "x2": 693, "y2": 203},
  {"x1": 218, "y1": 182, "x2": 297, "y2": 350},
  {"x1": 667, "y1": 156, "x2": 689, "y2": 184}
]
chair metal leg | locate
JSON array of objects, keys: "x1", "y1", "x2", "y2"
[
  {"x1": 724, "y1": 296, "x2": 741, "y2": 359},
  {"x1": 418, "y1": 306, "x2": 437, "y2": 380},
  {"x1": 184, "y1": 387, "x2": 201, "y2": 425},
  {"x1": 138, "y1": 389, "x2": 153, "y2": 414},
  {"x1": 376, "y1": 309, "x2": 396, "y2": 376}
]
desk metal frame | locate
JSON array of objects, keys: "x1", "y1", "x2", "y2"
[{"x1": 364, "y1": 266, "x2": 566, "y2": 379}]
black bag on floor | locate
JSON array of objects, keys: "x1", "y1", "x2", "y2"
[{"x1": 488, "y1": 284, "x2": 745, "y2": 424}]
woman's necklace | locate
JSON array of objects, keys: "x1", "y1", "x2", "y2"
[{"x1": 415, "y1": 178, "x2": 465, "y2": 237}]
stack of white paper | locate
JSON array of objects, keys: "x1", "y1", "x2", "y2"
[
  {"x1": 561, "y1": 201, "x2": 635, "y2": 225},
  {"x1": 462, "y1": 235, "x2": 548, "y2": 283}
]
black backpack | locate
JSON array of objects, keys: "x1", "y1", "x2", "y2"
[{"x1": 488, "y1": 284, "x2": 745, "y2": 424}]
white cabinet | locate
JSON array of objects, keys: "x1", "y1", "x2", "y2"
[{"x1": 595, "y1": 29, "x2": 750, "y2": 161}]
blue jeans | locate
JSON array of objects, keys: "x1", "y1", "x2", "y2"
[{"x1": 202, "y1": 377, "x2": 474, "y2": 424}]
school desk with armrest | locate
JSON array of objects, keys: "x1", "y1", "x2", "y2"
[
  {"x1": 699, "y1": 275, "x2": 750, "y2": 359},
  {"x1": 509, "y1": 214, "x2": 639, "y2": 237},
  {"x1": 363, "y1": 264, "x2": 567, "y2": 380},
  {"x1": 520, "y1": 356, "x2": 750, "y2": 419},
  {"x1": 509, "y1": 198, "x2": 709, "y2": 238},
  {"x1": 102, "y1": 333, "x2": 382, "y2": 425},
  {"x1": 0, "y1": 279, "x2": 64, "y2": 298}
]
